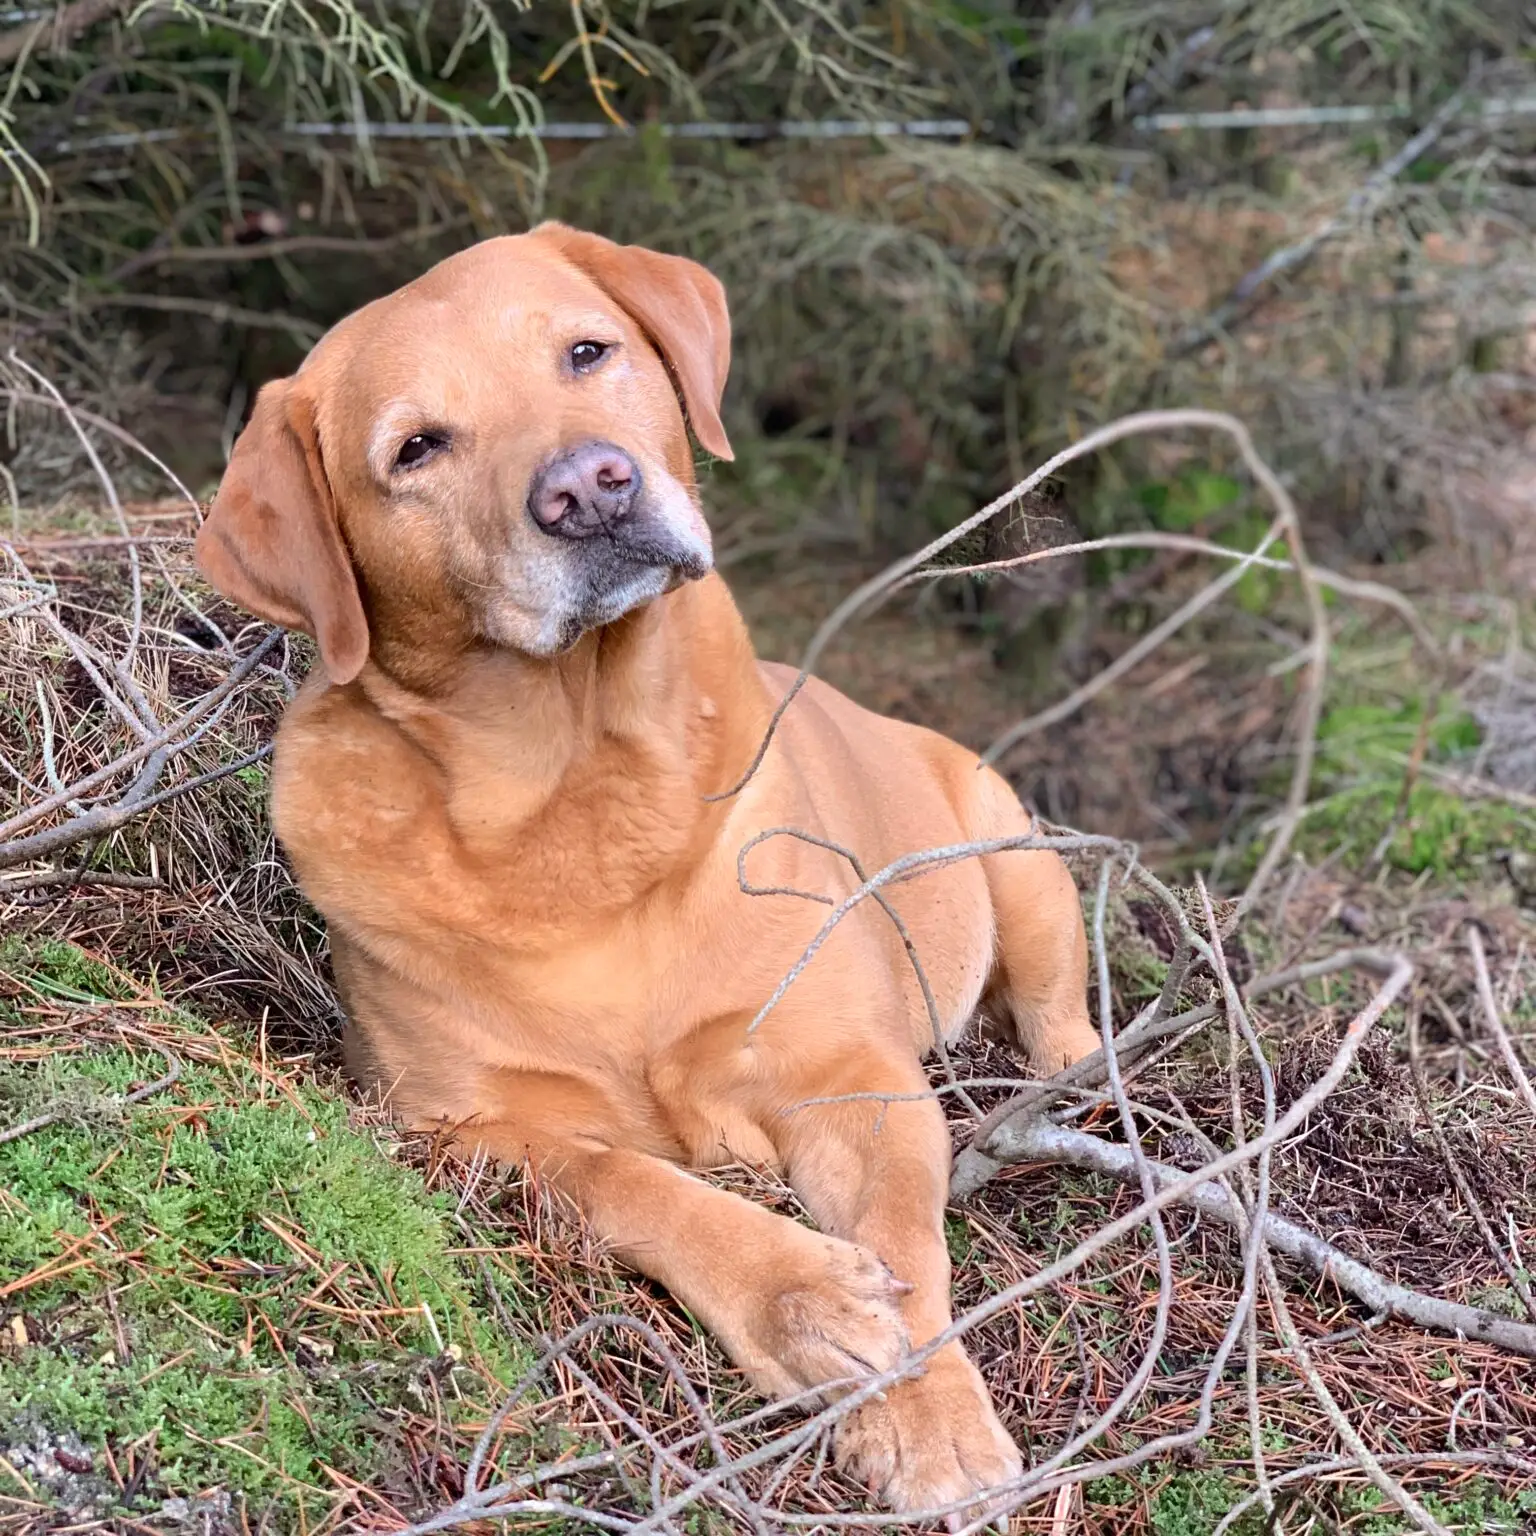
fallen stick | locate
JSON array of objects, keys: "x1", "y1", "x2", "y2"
[
  {"x1": 982, "y1": 1116, "x2": 1536, "y2": 1361},
  {"x1": 950, "y1": 946, "x2": 1404, "y2": 1199},
  {"x1": 0, "y1": 1045, "x2": 181, "y2": 1147},
  {"x1": 1466, "y1": 923, "x2": 1536, "y2": 1119},
  {"x1": 1171, "y1": 71, "x2": 1479, "y2": 357}
]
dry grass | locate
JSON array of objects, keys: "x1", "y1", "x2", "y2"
[{"x1": 0, "y1": 491, "x2": 334, "y2": 1045}]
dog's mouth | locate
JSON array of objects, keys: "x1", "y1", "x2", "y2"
[{"x1": 554, "y1": 532, "x2": 709, "y2": 648}]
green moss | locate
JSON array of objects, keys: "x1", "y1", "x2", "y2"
[
  {"x1": 1469, "y1": 1279, "x2": 1534, "y2": 1319},
  {"x1": 0, "y1": 936, "x2": 125, "y2": 1004},
  {"x1": 1315, "y1": 699, "x2": 1481, "y2": 764},
  {"x1": 0, "y1": 943, "x2": 532, "y2": 1525},
  {"x1": 945, "y1": 1213, "x2": 974, "y2": 1265},
  {"x1": 1300, "y1": 780, "x2": 1533, "y2": 879},
  {"x1": 1292, "y1": 697, "x2": 1533, "y2": 880},
  {"x1": 1085, "y1": 1469, "x2": 1264, "y2": 1535},
  {"x1": 1114, "y1": 944, "x2": 1170, "y2": 1003},
  {"x1": 1085, "y1": 1467, "x2": 1535, "y2": 1535}
]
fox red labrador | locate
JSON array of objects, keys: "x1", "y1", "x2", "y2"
[{"x1": 197, "y1": 223, "x2": 1102, "y2": 1519}]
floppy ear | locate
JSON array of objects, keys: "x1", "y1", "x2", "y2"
[
  {"x1": 195, "y1": 377, "x2": 370, "y2": 685},
  {"x1": 532, "y1": 222, "x2": 734, "y2": 462}
]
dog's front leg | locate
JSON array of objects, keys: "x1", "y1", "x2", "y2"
[
  {"x1": 448, "y1": 1083, "x2": 915, "y2": 1404},
  {"x1": 770, "y1": 1055, "x2": 1023, "y2": 1520}
]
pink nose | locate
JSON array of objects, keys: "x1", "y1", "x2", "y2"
[{"x1": 528, "y1": 440, "x2": 641, "y2": 537}]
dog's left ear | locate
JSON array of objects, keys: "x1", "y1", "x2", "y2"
[{"x1": 532, "y1": 222, "x2": 734, "y2": 462}]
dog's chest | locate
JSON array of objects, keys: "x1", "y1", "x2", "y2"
[
  {"x1": 277, "y1": 689, "x2": 993, "y2": 1101},
  {"x1": 278, "y1": 711, "x2": 700, "y2": 950}
]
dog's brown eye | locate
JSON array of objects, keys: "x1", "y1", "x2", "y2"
[
  {"x1": 395, "y1": 432, "x2": 447, "y2": 470},
  {"x1": 570, "y1": 341, "x2": 610, "y2": 372}
]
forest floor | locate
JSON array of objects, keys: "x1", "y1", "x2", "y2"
[{"x1": 2, "y1": 485, "x2": 1534, "y2": 1536}]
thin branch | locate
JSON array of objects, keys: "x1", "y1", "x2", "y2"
[
  {"x1": 743, "y1": 830, "x2": 1130, "y2": 1035},
  {"x1": 112, "y1": 221, "x2": 465, "y2": 280},
  {"x1": 12, "y1": 353, "x2": 148, "y2": 682},
  {"x1": 1258, "y1": 1245, "x2": 1451, "y2": 1536},
  {"x1": 41, "y1": 117, "x2": 976, "y2": 159},
  {"x1": 1212, "y1": 1451, "x2": 1536, "y2": 1536},
  {"x1": 735, "y1": 825, "x2": 977, "y2": 1112},
  {"x1": 886, "y1": 530, "x2": 1439, "y2": 663},
  {"x1": 0, "y1": 628, "x2": 283, "y2": 855},
  {"x1": 707, "y1": 409, "x2": 1329, "y2": 920},
  {"x1": 1173, "y1": 73, "x2": 1481, "y2": 357},
  {"x1": 0, "y1": 1044, "x2": 181, "y2": 1147},
  {"x1": 0, "y1": 867, "x2": 162, "y2": 893},
  {"x1": 0, "y1": 383, "x2": 202, "y2": 518},
  {"x1": 951, "y1": 945, "x2": 1405, "y2": 1200},
  {"x1": 1466, "y1": 923, "x2": 1536, "y2": 1118},
  {"x1": 985, "y1": 1117, "x2": 1536, "y2": 1360},
  {"x1": 69, "y1": 293, "x2": 324, "y2": 342},
  {"x1": 1407, "y1": 1002, "x2": 1536, "y2": 1325},
  {"x1": 977, "y1": 514, "x2": 1283, "y2": 758},
  {"x1": 0, "y1": 0, "x2": 120, "y2": 65}
]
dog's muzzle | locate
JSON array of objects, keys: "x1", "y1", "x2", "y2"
[{"x1": 528, "y1": 438, "x2": 712, "y2": 645}]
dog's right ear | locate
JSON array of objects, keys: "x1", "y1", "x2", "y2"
[{"x1": 196, "y1": 377, "x2": 369, "y2": 685}]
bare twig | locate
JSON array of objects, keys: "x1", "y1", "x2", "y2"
[
  {"x1": 1212, "y1": 1451, "x2": 1536, "y2": 1536},
  {"x1": 1258, "y1": 1244, "x2": 1452, "y2": 1536},
  {"x1": 112, "y1": 221, "x2": 466, "y2": 280},
  {"x1": 886, "y1": 529, "x2": 1438, "y2": 661},
  {"x1": 12, "y1": 354, "x2": 148, "y2": 679},
  {"x1": 67, "y1": 293, "x2": 325, "y2": 342},
  {"x1": 991, "y1": 1117, "x2": 1536, "y2": 1360},
  {"x1": 950, "y1": 946, "x2": 1406, "y2": 1199},
  {"x1": 743, "y1": 829, "x2": 1130, "y2": 1035},
  {"x1": 0, "y1": 1042, "x2": 181, "y2": 1147},
  {"x1": 736, "y1": 825, "x2": 978, "y2": 1112},
  {"x1": 710, "y1": 409, "x2": 1329, "y2": 920},
  {"x1": 0, "y1": 867, "x2": 162, "y2": 893},
  {"x1": 978, "y1": 516, "x2": 1283, "y2": 758},
  {"x1": 1420, "y1": 763, "x2": 1536, "y2": 813},
  {"x1": 40, "y1": 117, "x2": 978, "y2": 159},
  {"x1": 1196, "y1": 872, "x2": 1278, "y2": 1519},
  {"x1": 1173, "y1": 72, "x2": 1482, "y2": 357},
  {"x1": 1407, "y1": 1002, "x2": 1536, "y2": 1325},
  {"x1": 0, "y1": 384, "x2": 201, "y2": 514},
  {"x1": 0, "y1": 628, "x2": 283, "y2": 857},
  {"x1": 1466, "y1": 923, "x2": 1536, "y2": 1119},
  {"x1": 0, "y1": 0, "x2": 120, "y2": 65}
]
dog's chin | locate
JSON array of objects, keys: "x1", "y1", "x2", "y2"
[
  {"x1": 485, "y1": 548, "x2": 710, "y2": 658},
  {"x1": 552, "y1": 549, "x2": 710, "y2": 651}
]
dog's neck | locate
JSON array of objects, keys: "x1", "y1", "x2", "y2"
[{"x1": 351, "y1": 573, "x2": 769, "y2": 834}]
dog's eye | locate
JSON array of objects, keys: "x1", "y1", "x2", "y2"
[
  {"x1": 570, "y1": 341, "x2": 611, "y2": 373},
  {"x1": 395, "y1": 432, "x2": 448, "y2": 471}
]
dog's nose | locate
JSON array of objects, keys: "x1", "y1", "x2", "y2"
[{"x1": 528, "y1": 440, "x2": 641, "y2": 537}]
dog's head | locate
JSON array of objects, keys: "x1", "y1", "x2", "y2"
[{"x1": 196, "y1": 224, "x2": 733, "y2": 684}]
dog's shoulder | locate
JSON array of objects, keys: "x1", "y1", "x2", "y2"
[{"x1": 269, "y1": 674, "x2": 442, "y2": 856}]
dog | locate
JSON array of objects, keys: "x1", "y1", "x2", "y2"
[{"x1": 196, "y1": 223, "x2": 1103, "y2": 1519}]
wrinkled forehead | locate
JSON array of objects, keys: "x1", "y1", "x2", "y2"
[{"x1": 303, "y1": 239, "x2": 637, "y2": 444}]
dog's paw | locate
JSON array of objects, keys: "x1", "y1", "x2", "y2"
[
  {"x1": 1058, "y1": 1015, "x2": 1104, "y2": 1071},
  {"x1": 835, "y1": 1346, "x2": 1022, "y2": 1527},
  {"x1": 1028, "y1": 1010, "x2": 1102, "y2": 1077},
  {"x1": 734, "y1": 1231, "x2": 912, "y2": 1400}
]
